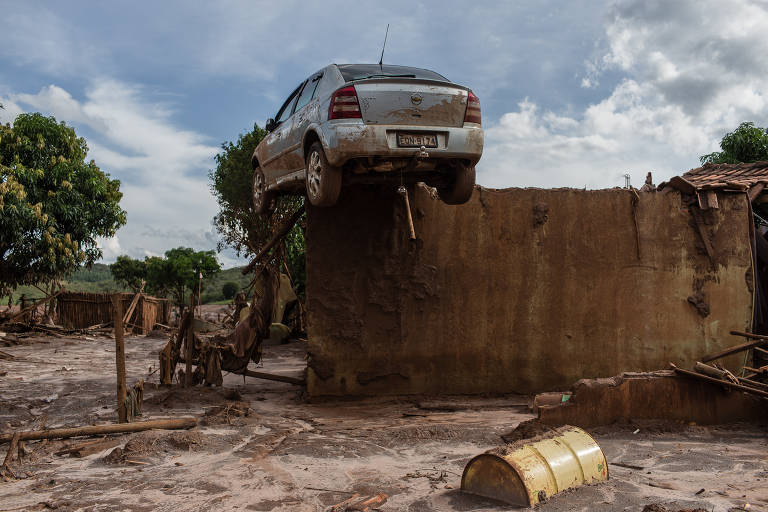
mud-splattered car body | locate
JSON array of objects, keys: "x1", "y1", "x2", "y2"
[{"x1": 251, "y1": 63, "x2": 483, "y2": 210}]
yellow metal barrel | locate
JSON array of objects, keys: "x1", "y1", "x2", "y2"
[{"x1": 461, "y1": 426, "x2": 608, "y2": 506}]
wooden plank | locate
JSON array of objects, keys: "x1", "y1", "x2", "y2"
[
  {"x1": 0, "y1": 418, "x2": 197, "y2": 444},
  {"x1": 112, "y1": 295, "x2": 127, "y2": 423}
]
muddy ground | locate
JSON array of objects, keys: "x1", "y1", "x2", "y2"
[{"x1": 0, "y1": 334, "x2": 766, "y2": 511}]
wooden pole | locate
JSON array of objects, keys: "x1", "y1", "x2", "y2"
[
  {"x1": 112, "y1": 294, "x2": 127, "y2": 423},
  {"x1": 701, "y1": 335, "x2": 767, "y2": 362},
  {"x1": 397, "y1": 185, "x2": 417, "y2": 240},
  {"x1": 0, "y1": 418, "x2": 197, "y2": 444},
  {"x1": 185, "y1": 292, "x2": 195, "y2": 387}
]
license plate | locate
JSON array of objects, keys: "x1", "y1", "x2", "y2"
[{"x1": 397, "y1": 133, "x2": 437, "y2": 148}]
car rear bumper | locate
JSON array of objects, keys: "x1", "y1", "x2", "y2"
[{"x1": 321, "y1": 121, "x2": 483, "y2": 168}]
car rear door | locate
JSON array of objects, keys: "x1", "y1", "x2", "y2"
[
  {"x1": 261, "y1": 84, "x2": 302, "y2": 177},
  {"x1": 283, "y1": 71, "x2": 323, "y2": 172}
]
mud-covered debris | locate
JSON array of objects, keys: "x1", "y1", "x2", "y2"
[
  {"x1": 201, "y1": 401, "x2": 252, "y2": 425},
  {"x1": 104, "y1": 430, "x2": 207, "y2": 464},
  {"x1": 500, "y1": 418, "x2": 558, "y2": 444},
  {"x1": 641, "y1": 505, "x2": 709, "y2": 512}
]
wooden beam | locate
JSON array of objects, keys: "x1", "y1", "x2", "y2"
[
  {"x1": 749, "y1": 182, "x2": 766, "y2": 202},
  {"x1": 240, "y1": 369, "x2": 305, "y2": 386},
  {"x1": 702, "y1": 337, "x2": 766, "y2": 362},
  {"x1": 0, "y1": 417, "x2": 197, "y2": 444},
  {"x1": 671, "y1": 364, "x2": 768, "y2": 399},
  {"x1": 122, "y1": 280, "x2": 145, "y2": 327},
  {"x1": 730, "y1": 329, "x2": 768, "y2": 340}
]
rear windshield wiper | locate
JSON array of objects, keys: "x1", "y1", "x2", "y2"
[{"x1": 353, "y1": 73, "x2": 417, "y2": 80}]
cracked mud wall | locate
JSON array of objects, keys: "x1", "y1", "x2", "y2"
[{"x1": 305, "y1": 185, "x2": 753, "y2": 396}]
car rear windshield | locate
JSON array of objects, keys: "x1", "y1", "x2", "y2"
[{"x1": 338, "y1": 64, "x2": 449, "y2": 83}]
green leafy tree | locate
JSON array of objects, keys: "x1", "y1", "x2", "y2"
[
  {"x1": 109, "y1": 248, "x2": 220, "y2": 316},
  {"x1": 0, "y1": 113, "x2": 126, "y2": 296},
  {"x1": 208, "y1": 123, "x2": 305, "y2": 295},
  {"x1": 700, "y1": 122, "x2": 768, "y2": 164},
  {"x1": 221, "y1": 281, "x2": 238, "y2": 300},
  {"x1": 109, "y1": 255, "x2": 148, "y2": 292},
  {"x1": 148, "y1": 247, "x2": 220, "y2": 316}
]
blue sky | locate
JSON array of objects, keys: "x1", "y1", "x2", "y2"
[{"x1": 3, "y1": 0, "x2": 768, "y2": 266}]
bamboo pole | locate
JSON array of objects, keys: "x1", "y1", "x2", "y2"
[
  {"x1": 112, "y1": 294, "x2": 127, "y2": 423},
  {"x1": 0, "y1": 418, "x2": 197, "y2": 444}
]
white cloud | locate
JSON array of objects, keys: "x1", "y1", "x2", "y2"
[
  {"x1": 97, "y1": 236, "x2": 123, "y2": 261},
  {"x1": 479, "y1": 0, "x2": 768, "y2": 189},
  {"x1": 5, "y1": 80, "x2": 220, "y2": 263}
]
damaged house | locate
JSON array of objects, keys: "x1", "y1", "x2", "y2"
[{"x1": 304, "y1": 162, "x2": 768, "y2": 396}]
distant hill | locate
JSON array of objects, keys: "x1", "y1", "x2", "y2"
[{"x1": 6, "y1": 263, "x2": 249, "y2": 305}]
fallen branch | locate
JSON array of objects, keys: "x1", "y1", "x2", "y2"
[
  {"x1": 242, "y1": 205, "x2": 305, "y2": 275},
  {"x1": 0, "y1": 417, "x2": 197, "y2": 444}
]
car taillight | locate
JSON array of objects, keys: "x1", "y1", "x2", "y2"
[
  {"x1": 328, "y1": 86, "x2": 362, "y2": 119},
  {"x1": 464, "y1": 91, "x2": 481, "y2": 125}
]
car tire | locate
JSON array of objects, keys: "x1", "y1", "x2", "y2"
[
  {"x1": 252, "y1": 167, "x2": 274, "y2": 215},
  {"x1": 438, "y1": 164, "x2": 476, "y2": 205},
  {"x1": 305, "y1": 142, "x2": 342, "y2": 207}
]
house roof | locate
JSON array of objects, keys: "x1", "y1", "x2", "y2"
[{"x1": 681, "y1": 161, "x2": 768, "y2": 190}]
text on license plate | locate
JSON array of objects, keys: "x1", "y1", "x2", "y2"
[{"x1": 397, "y1": 133, "x2": 437, "y2": 148}]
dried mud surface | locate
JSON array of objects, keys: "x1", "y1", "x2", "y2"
[{"x1": 1, "y1": 335, "x2": 767, "y2": 511}]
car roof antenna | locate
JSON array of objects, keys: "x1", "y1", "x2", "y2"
[{"x1": 378, "y1": 24, "x2": 389, "y2": 70}]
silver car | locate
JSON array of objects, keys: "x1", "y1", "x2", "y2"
[{"x1": 251, "y1": 63, "x2": 483, "y2": 213}]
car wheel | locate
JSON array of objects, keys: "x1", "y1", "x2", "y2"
[
  {"x1": 438, "y1": 163, "x2": 476, "y2": 205},
  {"x1": 305, "y1": 142, "x2": 342, "y2": 207},
  {"x1": 252, "y1": 167, "x2": 274, "y2": 215}
]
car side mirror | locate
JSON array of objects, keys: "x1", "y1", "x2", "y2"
[{"x1": 265, "y1": 118, "x2": 276, "y2": 132}]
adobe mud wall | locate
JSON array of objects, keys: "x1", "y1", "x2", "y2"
[{"x1": 305, "y1": 185, "x2": 753, "y2": 396}]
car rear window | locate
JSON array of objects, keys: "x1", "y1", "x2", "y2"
[{"x1": 338, "y1": 64, "x2": 449, "y2": 83}]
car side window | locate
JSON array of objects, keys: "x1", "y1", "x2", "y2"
[
  {"x1": 295, "y1": 73, "x2": 323, "y2": 112},
  {"x1": 275, "y1": 85, "x2": 302, "y2": 125}
]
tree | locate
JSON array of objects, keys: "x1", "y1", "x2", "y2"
[
  {"x1": 700, "y1": 122, "x2": 768, "y2": 165},
  {"x1": 0, "y1": 113, "x2": 126, "y2": 296},
  {"x1": 112, "y1": 248, "x2": 221, "y2": 316},
  {"x1": 109, "y1": 255, "x2": 147, "y2": 292},
  {"x1": 222, "y1": 282, "x2": 238, "y2": 300},
  {"x1": 208, "y1": 123, "x2": 305, "y2": 295}
]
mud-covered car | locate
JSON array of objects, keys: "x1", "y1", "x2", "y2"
[{"x1": 251, "y1": 63, "x2": 483, "y2": 213}]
